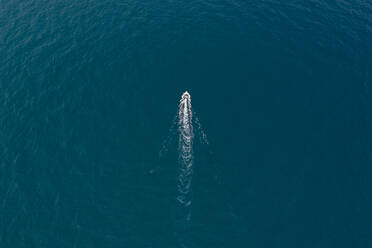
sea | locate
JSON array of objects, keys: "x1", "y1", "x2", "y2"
[{"x1": 1, "y1": 0, "x2": 372, "y2": 247}]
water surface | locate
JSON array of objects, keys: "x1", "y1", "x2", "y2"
[{"x1": 1, "y1": 0, "x2": 372, "y2": 247}]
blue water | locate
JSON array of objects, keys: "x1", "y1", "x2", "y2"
[{"x1": 1, "y1": 0, "x2": 372, "y2": 247}]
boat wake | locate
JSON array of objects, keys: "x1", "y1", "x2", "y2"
[
  {"x1": 177, "y1": 91, "x2": 194, "y2": 209},
  {"x1": 159, "y1": 91, "x2": 209, "y2": 225},
  {"x1": 159, "y1": 91, "x2": 209, "y2": 227}
]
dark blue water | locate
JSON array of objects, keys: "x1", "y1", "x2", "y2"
[{"x1": 1, "y1": 0, "x2": 372, "y2": 247}]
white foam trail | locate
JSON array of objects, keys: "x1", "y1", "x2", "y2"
[{"x1": 177, "y1": 91, "x2": 194, "y2": 208}]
